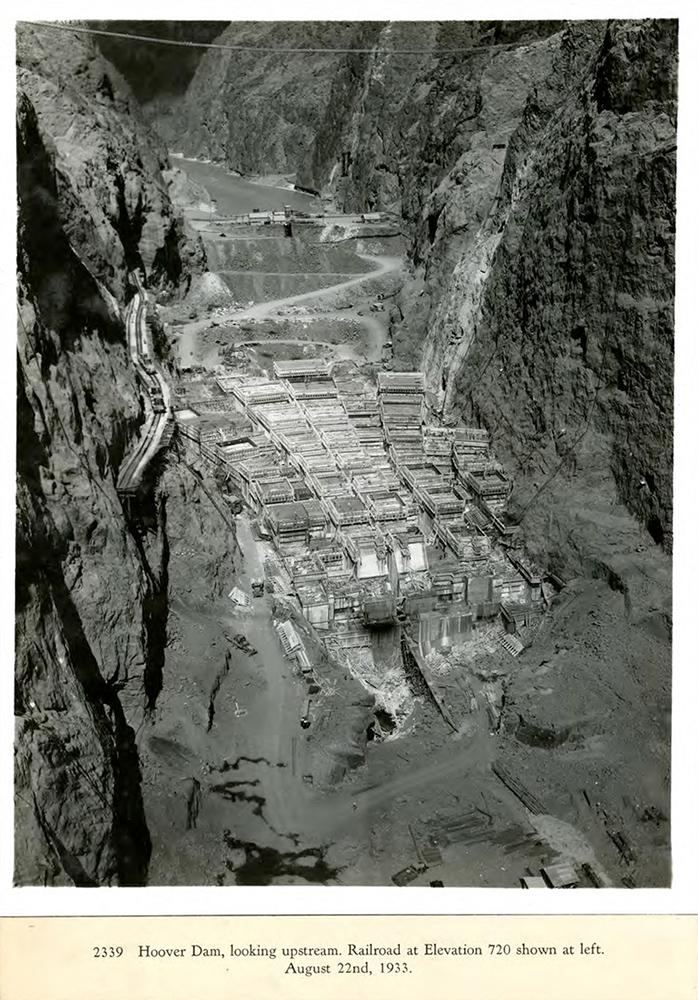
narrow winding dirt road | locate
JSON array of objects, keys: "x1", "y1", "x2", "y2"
[
  {"x1": 175, "y1": 253, "x2": 403, "y2": 367},
  {"x1": 232, "y1": 253, "x2": 403, "y2": 321}
]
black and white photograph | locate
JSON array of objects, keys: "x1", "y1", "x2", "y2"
[{"x1": 14, "y1": 16, "x2": 677, "y2": 889}]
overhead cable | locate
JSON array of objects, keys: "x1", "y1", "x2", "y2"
[{"x1": 21, "y1": 20, "x2": 519, "y2": 57}]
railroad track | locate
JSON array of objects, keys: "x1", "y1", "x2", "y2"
[{"x1": 116, "y1": 273, "x2": 173, "y2": 495}]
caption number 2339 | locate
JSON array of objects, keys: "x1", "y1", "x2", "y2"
[{"x1": 93, "y1": 947, "x2": 124, "y2": 958}]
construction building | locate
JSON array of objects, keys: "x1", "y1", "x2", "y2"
[
  {"x1": 183, "y1": 362, "x2": 547, "y2": 704},
  {"x1": 377, "y1": 371, "x2": 426, "y2": 395},
  {"x1": 273, "y1": 359, "x2": 331, "y2": 380}
]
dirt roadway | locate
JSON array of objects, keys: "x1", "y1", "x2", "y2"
[
  {"x1": 176, "y1": 516, "x2": 508, "y2": 881},
  {"x1": 308, "y1": 722, "x2": 612, "y2": 887},
  {"x1": 299, "y1": 721, "x2": 494, "y2": 835},
  {"x1": 231, "y1": 253, "x2": 403, "y2": 321},
  {"x1": 174, "y1": 253, "x2": 402, "y2": 367},
  {"x1": 145, "y1": 518, "x2": 614, "y2": 887},
  {"x1": 235, "y1": 317, "x2": 385, "y2": 364},
  {"x1": 173, "y1": 517, "x2": 493, "y2": 881},
  {"x1": 220, "y1": 515, "x2": 309, "y2": 842},
  {"x1": 153, "y1": 515, "x2": 512, "y2": 874}
]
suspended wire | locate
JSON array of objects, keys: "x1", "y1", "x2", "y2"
[{"x1": 20, "y1": 20, "x2": 519, "y2": 57}]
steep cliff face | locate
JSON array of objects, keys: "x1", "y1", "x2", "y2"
[
  {"x1": 89, "y1": 21, "x2": 228, "y2": 103},
  {"x1": 16, "y1": 23, "x2": 205, "y2": 301},
  {"x1": 302, "y1": 19, "x2": 675, "y2": 573},
  {"x1": 300, "y1": 20, "x2": 565, "y2": 208},
  {"x1": 439, "y1": 19, "x2": 676, "y2": 569},
  {"x1": 16, "y1": 18, "x2": 675, "y2": 885},
  {"x1": 15, "y1": 30, "x2": 228, "y2": 885},
  {"x1": 16, "y1": 92, "x2": 153, "y2": 885},
  {"x1": 159, "y1": 22, "x2": 381, "y2": 176}
]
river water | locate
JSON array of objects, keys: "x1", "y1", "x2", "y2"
[{"x1": 170, "y1": 155, "x2": 321, "y2": 216}]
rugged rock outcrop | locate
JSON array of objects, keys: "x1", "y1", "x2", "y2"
[
  {"x1": 89, "y1": 21, "x2": 227, "y2": 103},
  {"x1": 15, "y1": 29, "x2": 230, "y2": 885},
  {"x1": 431, "y1": 19, "x2": 676, "y2": 569},
  {"x1": 159, "y1": 22, "x2": 381, "y2": 176},
  {"x1": 17, "y1": 90, "x2": 152, "y2": 885},
  {"x1": 305, "y1": 19, "x2": 676, "y2": 573},
  {"x1": 16, "y1": 22, "x2": 205, "y2": 301},
  {"x1": 300, "y1": 20, "x2": 565, "y2": 207},
  {"x1": 496, "y1": 574, "x2": 671, "y2": 885}
]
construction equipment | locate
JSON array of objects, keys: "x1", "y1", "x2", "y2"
[
  {"x1": 251, "y1": 578, "x2": 265, "y2": 597},
  {"x1": 391, "y1": 863, "x2": 427, "y2": 886},
  {"x1": 227, "y1": 632, "x2": 257, "y2": 656}
]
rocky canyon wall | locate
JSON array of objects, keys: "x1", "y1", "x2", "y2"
[
  {"x1": 444, "y1": 19, "x2": 676, "y2": 575},
  {"x1": 16, "y1": 23, "x2": 205, "y2": 302},
  {"x1": 304, "y1": 19, "x2": 676, "y2": 575},
  {"x1": 15, "y1": 26, "x2": 234, "y2": 885},
  {"x1": 17, "y1": 89, "x2": 152, "y2": 884},
  {"x1": 158, "y1": 21, "x2": 382, "y2": 176}
]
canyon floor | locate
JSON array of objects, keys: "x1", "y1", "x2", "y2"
[{"x1": 139, "y1": 158, "x2": 670, "y2": 888}]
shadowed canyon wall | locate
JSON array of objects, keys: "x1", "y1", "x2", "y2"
[{"x1": 16, "y1": 25, "x2": 234, "y2": 885}]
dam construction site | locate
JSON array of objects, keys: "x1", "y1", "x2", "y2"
[{"x1": 15, "y1": 19, "x2": 674, "y2": 889}]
